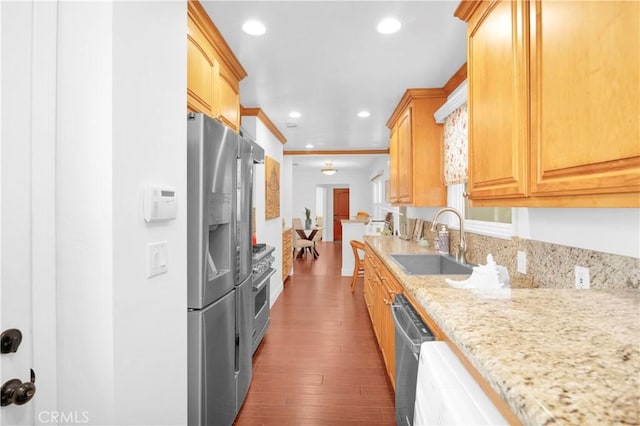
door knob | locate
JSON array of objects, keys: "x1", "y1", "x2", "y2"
[
  {"x1": 0, "y1": 329, "x2": 22, "y2": 353},
  {"x1": 1, "y1": 369, "x2": 36, "y2": 406}
]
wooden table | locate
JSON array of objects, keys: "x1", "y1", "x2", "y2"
[{"x1": 295, "y1": 228, "x2": 321, "y2": 259}]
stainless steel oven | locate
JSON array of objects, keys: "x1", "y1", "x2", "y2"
[{"x1": 251, "y1": 246, "x2": 275, "y2": 354}]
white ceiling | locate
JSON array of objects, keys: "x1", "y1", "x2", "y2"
[{"x1": 202, "y1": 1, "x2": 467, "y2": 170}]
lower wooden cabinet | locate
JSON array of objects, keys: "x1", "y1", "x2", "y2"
[
  {"x1": 364, "y1": 245, "x2": 402, "y2": 388},
  {"x1": 282, "y1": 228, "x2": 292, "y2": 283}
]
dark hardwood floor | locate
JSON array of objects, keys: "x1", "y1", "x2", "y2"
[{"x1": 235, "y1": 241, "x2": 395, "y2": 425}]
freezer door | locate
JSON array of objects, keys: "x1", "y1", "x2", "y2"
[
  {"x1": 188, "y1": 290, "x2": 236, "y2": 426},
  {"x1": 187, "y1": 113, "x2": 238, "y2": 309},
  {"x1": 235, "y1": 275, "x2": 253, "y2": 410}
]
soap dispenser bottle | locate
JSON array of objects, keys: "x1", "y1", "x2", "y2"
[{"x1": 435, "y1": 225, "x2": 450, "y2": 254}]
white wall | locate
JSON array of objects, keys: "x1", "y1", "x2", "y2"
[
  {"x1": 56, "y1": 2, "x2": 116, "y2": 423},
  {"x1": 291, "y1": 167, "x2": 372, "y2": 241},
  {"x1": 282, "y1": 156, "x2": 293, "y2": 228},
  {"x1": 517, "y1": 208, "x2": 640, "y2": 258},
  {"x1": 111, "y1": 3, "x2": 187, "y2": 425},
  {"x1": 241, "y1": 116, "x2": 285, "y2": 305},
  {"x1": 56, "y1": 2, "x2": 188, "y2": 425}
]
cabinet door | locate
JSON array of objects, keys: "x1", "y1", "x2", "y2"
[
  {"x1": 467, "y1": 0, "x2": 529, "y2": 200},
  {"x1": 529, "y1": 0, "x2": 640, "y2": 201},
  {"x1": 187, "y1": 16, "x2": 218, "y2": 117},
  {"x1": 389, "y1": 126, "x2": 400, "y2": 203},
  {"x1": 380, "y1": 273, "x2": 397, "y2": 389},
  {"x1": 374, "y1": 274, "x2": 387, "y2": 363},
  {"x1": 217, "y1": 61, "x2": 241, "y2": 131},
  {"x1": 397, "y1": 106, "x2": 413, "y2": 203},
  {"x1": 282, "y1": 229, "x2": 292, "y2": 282}
]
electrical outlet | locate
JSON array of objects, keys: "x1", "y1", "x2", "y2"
[
  {"x1": 517, "y1": 251, "x2": 527, "y2": 274},
  {"x1": 575, "y1": 265, "x2": 590, "y2": 289}
]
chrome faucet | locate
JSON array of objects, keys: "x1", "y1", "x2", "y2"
[{"x1": 430, "y1": 207, "x2": 468, "y2": 264}]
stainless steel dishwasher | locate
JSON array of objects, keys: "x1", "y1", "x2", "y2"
[{"x1": 391, "y1": 294, "x2": 435, "y2": 426}]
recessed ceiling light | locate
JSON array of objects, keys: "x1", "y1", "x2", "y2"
[
  {"x1": 377, "y1": 18, "x2": 401, "y2": 34},
  {"x1": 305, "y1": 144, "x2": 314, "y2": 149},
  {"x1": 242, "y1": 20, "x2": 266, "y2": 36},
  {"x1": 289, "y1": 111, "x2": 301, "y2": 118},
  {"x1": 357, "y1": 111, "x2": 371, "y2": 118}
]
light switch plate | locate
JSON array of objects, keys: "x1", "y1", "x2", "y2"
[
  {"x1": 148, "y1": 241, "x2": 168, "y2": 278},
  {"x1": 517, "y1": 251, "x2": 527, "y2": 274}
]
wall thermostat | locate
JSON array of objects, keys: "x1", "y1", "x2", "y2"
[{"x1": 144, "y1": 186, "x2": 177, "y2": 223}]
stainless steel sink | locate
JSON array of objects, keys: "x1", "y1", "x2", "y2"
[{"x1": 388, "y1": 254, "x2": 473, "y2": 275}]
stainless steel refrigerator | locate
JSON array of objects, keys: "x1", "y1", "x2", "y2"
[{"x1": 187, "y1": 113, "x2": 254, "y2": 426}]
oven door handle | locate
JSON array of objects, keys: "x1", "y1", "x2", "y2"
[{"x1": 253, "y1": 268, "x2": 275, "y2": 291}]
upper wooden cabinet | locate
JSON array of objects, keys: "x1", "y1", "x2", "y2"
[
  {"x1": 187, "y1": 1, "x2": 247, "y2": 131},
  {"x1": 457, "y1": 0, "x2": 640, "y2": 207},
  {"x1": 386, "y1": 89, "x2": 448, "y2": 207}
]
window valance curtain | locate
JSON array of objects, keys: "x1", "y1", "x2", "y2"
[{"x1": 443, "y1": 103, "x2": 468, "y2": 185}]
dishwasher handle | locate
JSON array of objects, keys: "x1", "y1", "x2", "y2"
[{"x1": 391, "y1": 302, "x2": 433, "y2": 355}]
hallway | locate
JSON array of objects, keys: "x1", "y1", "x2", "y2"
[{"x1": 235, "y1": 241, "x2": 395, "y2": 425}]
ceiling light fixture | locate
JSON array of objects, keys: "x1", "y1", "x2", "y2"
[
  {"x1": 321, "y1": 162, "x2": 338, "y2": 176},
  {"x1": 242, "y1": 20, "x2": 266, "y2": 36},
  {"x1": 357, "y1": 111, "x2": 371, "y2": 118},
  {"x1": 305, "y1": 144, "x2": 314, "y2": 149},
  {"x1": 377, "y1": 18, "x2": 401, "y2": 34},
  {"x1": 288, "y1": 111, "x2": 301, "y2": 118}
]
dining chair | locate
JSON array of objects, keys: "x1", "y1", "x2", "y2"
[
  {"x1": 311, "y1": 227, "x2": 324, "y2": 257},
  {"x1": 292, "y1": 225, "x2": 314, "y2": 258},
  {"x1": 350, "y1": 240, "x2": 366, "y2": 293},
  {"x1": 292, "y1": 218, "x2": 303, "y2": 230}
]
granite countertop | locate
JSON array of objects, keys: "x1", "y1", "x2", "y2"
[{"x1": 364, "y1": 235, "x2": 640, "y2": 426}]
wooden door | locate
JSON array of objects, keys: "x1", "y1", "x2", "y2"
[
  {"x1": 397, "y1": 106, "x2": 413, "y2": 203},
  {"x1": 467, "y1": 0, "x2": 529, "y2": 201},
  {"x1": 332, "y1": 188, "x2": 349, "y2": 241},
  {"x1": 529, "y1": 0, "x2": 640, "y2": 200}
]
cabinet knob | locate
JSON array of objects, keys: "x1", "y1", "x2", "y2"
[{"x1": 463, "y1": 191, "x2": 470, "y2": 198}]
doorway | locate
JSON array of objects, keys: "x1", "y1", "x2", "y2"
[{"x1": 333, "y1": 188, "x2": 349, "y2": 241}]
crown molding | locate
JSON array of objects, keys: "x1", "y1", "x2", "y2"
[
  {"x1": 284, "y1": 149, "x2": 389, "y2": 156},
  {"x1": 454, "y1": 0, "x2": 483, "y2": 22},
  {"x1": 240, "y1": 107, "x2": 287, "y2": 144},
  {"x1": 443, "y1": 63, "x2": 468, "y2": 96}
]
